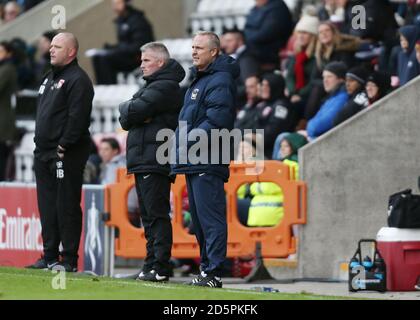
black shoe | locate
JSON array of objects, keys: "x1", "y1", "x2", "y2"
[
  {"x1": 52, "y1": 262, "x2": 77, "y2": 273},
  {"x1": 192, "y1": 275, "x2": 223, "y2": 288},
  {"x1": 25, "y1": 257, "x2": 59, "y2": 270},
  {"x1": 136, "y1": 270, "x2": 149, "y2": 281},
  {"x1": 415, "y1": 283, "x2": 420, "y2": 291},
  {"x1": 187, "y1": 271, "x2": 207, "y2": 285},
  {"x1": 139, "y1": 270, "x2": 169, "y2": 282}
]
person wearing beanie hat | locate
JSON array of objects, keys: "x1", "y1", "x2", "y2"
[
  {"x1": 305, "y1": 61, "x2": 349, "y2": 140},
  {"x1": 323, "y1": 61, "x2": 347, "y2": 79},
  {"x1": 365, "y1": 71, "x2": 391, "y2": 105},
  {"x1": 258, "y1": 72, "x2": 298, "y2": 157},
  {"x1": 333, "y1": 65, "x2": 370, "y2": 126},
  {"x1": 285, "y1": 7, "x2": 319, "y2": 120},
  {"x1": 295, "y1": 14, "x2": 320, "y2": 36},
  {"x1": 345, "y1": 66, "x2": 368, "y2": 87}
]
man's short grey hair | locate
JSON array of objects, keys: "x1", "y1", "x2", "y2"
[
  {"x1": 194, "y1": 31, "x2": 221, "y2": 50},
  {"x1": 140, "y1": 42, "x2": 170, "y2": 62}
]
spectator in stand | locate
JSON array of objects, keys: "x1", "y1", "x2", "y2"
[
  {"x1": 415, "y1": 40, "x2": 420, "y2": 64},
  {"x1": 349, "y1": 0, "x2": 398, "y2": 44},
  {"x1": 9, "y1": 37, "x2": 35, "y2": 89},
  {"x1": 221, "y1": 29, "x2": 259, "y2": 108},
  {"x1": 0, "y1": 41, "x2": 17, "y2": 181},
  {"x1": 234, "y1": 75, "x2": 262, "y2": 132},
  {"x1": 90, "y1": 0, "x2": 154, "y2": 84},
  {"x1": 350, "y1": 0, "x2": 399, "y2": 75},
  {"x1": 318, "y1": 0, "x2": 351, "y2": 31},
  {"x1": 365, "y1": 71, "x2": 391, "y2": 106},
  {"x1": 305, "y1": 21, "x2": 362, "y2": 121},
  {"x1": 333, "y1": 65, "x2": 369, "y2": 126},
  {"x1": 3, "y1": 1, "x2": 21, "y2": 23},
  {"x1": 397, "y1": 25, "x2": 420, "y2": 87},
  {"x1": 34, "y1": 31, "x2": 56, "y2": 84},
  {"x1": 0, "y1": 4, "x2": 4, "y2": 25},
  {"x1": 244, "y1": 0, "x2": 294, "y2": 72},
  {"x1": 98, "y1": 137, "x2": 126, "y2": 184},
  {"x1": 259, "y1": 72, "x2": 298, "y2": 158},
  {"x1": 305, "y1": 61, "x2": 349, "y2": 140},
  {"x1": 285, "y1": 6, "x2": 319, "y2": 122}
]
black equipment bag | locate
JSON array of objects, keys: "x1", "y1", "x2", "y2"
[{"x1": 387, "y1": 189, "x2": 420, "y2": 228}]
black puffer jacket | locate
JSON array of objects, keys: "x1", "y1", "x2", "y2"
[
  {"x1": 113, "y1": 5, "x2": 155, "y2": 57},
  {"x1": 119, "y1": 59, "x2": 185, "y2": 175}
]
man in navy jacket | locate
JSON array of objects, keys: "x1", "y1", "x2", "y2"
[
  {"x1": 171, "y1": 31, "x2": 239, "y2": 288},
  {"x1": 244, "y1": 0, "x2": 294, "y2": 70}
]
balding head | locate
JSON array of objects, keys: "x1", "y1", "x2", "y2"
[{"x1": 50, "y1": 32, "x2": 79, "y2": 66}]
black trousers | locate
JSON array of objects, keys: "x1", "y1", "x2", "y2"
[
  {"x1": 0, "y1": 142, "x2": 11, "y2": 181},
  {"x1": 34, "y1": 144, "x2": 89, "y2": 265},
  {"x1": 92, "y1": 53, "x2": 138, "y2": 85},
  {"x1": 134, "y1": 173, "x2": 173, "y2": 276}
]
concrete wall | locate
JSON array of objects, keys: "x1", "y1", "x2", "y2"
[{"x1": 296, "y1": 76, "x2": 420, "y2": 280}]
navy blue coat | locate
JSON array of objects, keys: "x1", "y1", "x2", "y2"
[
  {"x1": 244, "y1": 0, "x2": 294, "y2": 65},
  {"x1": 398, "y1": 25, "x2": 420, "y2": 86},
  {"x1": 171, "y1": 55, "x2": 240, "y2": 181}
]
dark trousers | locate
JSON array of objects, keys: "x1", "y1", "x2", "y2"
[
  {"x1": 34, "y1": 144, "x2": 89, "y2": 265},
  {"x1": 92, "y1": 53, "x2": 138, "y2": 85},
  {"x1": 0, "y1": 142, "x2": 11, "y2": 181},
  {"x1": 134, "y1": 173, "x2": 173, "y2": 276},
  {"x1": 185, "y1": 173, "x2": 227, "y2": 277}
]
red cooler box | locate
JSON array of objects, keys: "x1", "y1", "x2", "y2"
[{"x1": 377, "y1": 227, "x2": 420, "y2": 291}]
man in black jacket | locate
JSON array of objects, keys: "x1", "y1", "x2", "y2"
[
  {"x1": 119, "y1": 42, "x2": 185, "y2": 282},
  {"x1": 92, "y1": 0, "x2": 154, "y2": 84},
  {"x1": 27, "y1": 33, "x2": 94, "y2": 272}
]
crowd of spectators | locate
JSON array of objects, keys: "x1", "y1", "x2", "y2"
[{"x1": 228, "y1": 0, "x2": 420, "y2": 162}]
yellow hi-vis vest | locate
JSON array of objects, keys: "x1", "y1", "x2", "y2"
[
  {"x1": 238, "y1": 160, "x2": 300, "y2": 227},
  {"x1": 247, "y1": 182, "x2": 284, "y2": 227}
]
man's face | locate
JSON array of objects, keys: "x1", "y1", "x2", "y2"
[
  {"x1": 112, "y1": 0, "x2": 126, "y2": 16},
  {"x1": 245, "y1": 76, "x2": 259, "y2": 100},
  {"x1": 323, "y1": 70, "x2": 342, "y2": 93},
  {"x1": 192, "y1": 35, "x2": 218, "y2": 71},
  {"x1": 49, "y1": 34, "x2": 75, "y2": 67},
  {"x1": 416, "y1": 48, "x2": 420, "y2": 64},
  {"x1": 345, "y1": 77, "x2": 361, "y2": 95},
  {"x1": 141, "y1": 50, "x2": 164, "y2": 77},
  {"x1": 222, "y1": 33, "x2": 242, "y2": 55},
  {"x1": 99, "y1": 142, "x2": 118, "y2": 163}
]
